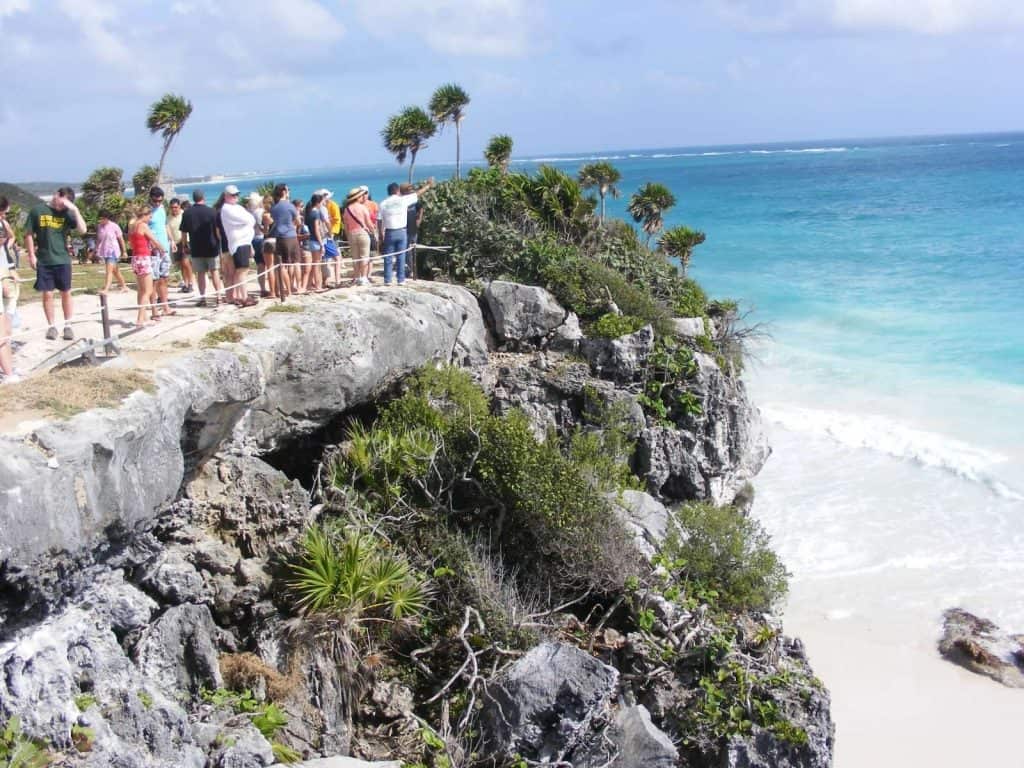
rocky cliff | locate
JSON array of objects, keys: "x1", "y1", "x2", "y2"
[{"x1": 0, "y1": 281, "x2": 830, "y2": 768}]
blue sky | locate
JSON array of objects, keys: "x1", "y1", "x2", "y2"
[{"x1": 1, "y1": 0, "x2": 1022, "y2": 181}]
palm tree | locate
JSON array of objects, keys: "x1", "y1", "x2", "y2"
[
  {"x1": 82, "y1": 167, "x2": 124, "y2": 209},
  {"x1": 578, "y1": 162, "x2": 622, "y2": 223},
  {"x1": 484, "y1": 135, "x2": 513, "y2": 174},
  {"x1": 429, "y1": 83, "x2": 470, "y2": 179},
  {"x1": 527, "y1": 166, "x2": 595, "y2": 236},
  {"x1": 132, "y1": 165, "x2": 159, "y2": 197},
  {"x1": 659, "y1": 226, "x2": 707, "y2": 276},
  {"x1": 146, "y1": 93, "x2": 193, "y2": 184},
  {"x1": 382, "y1": 106, "x2": 437, "y2": 183},
  {"x1": 628, "y1": 182, "x2": 677, "y2": 246}
]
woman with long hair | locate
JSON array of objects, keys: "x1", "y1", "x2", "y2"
[
  {"x1": 343, "y1": 187, "x2": 373, "y2": 286},
  {"x1": 304, "y1": 193, "x2": 324, "y2": 292},
  {"x1": 128, "y1": 200, "x2": 164, "y2": 327}
]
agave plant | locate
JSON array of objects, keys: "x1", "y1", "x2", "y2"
[
  {"x1": 146, "y1": 93, "x2": 193, "y2": 184},
  {"x1": 381, "y1": 106, "x2": 437, "y2": 183},
  {"x1": 484, "y1": 134, "x2": 513, "y2": 174},
  {"x1": 628, "y1": 182, "x2": 677, "y2": 246},
  {"x1": 659, "y1": 226, "x2": 707, "y2": 276},
  {"x1": 429, "y1": 83, "x2": 470, "y2": 179}
]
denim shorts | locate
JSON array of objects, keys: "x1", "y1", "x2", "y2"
[{"x1": 102, "y1": 254, "x2": 120, "y2": 265}]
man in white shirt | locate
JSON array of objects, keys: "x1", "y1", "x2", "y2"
[
  {"x1": 377, "y1": 177, "x2": 433, "y2": 284},
  {"x1": 219, "y1": 184, "x2": 257, "y2": 306}
]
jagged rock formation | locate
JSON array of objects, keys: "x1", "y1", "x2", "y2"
[
  {"x1": 0, "y1": 282, "x2": 828, "y2": 767},
  {"x1": 939, "y1": 608, "x2": 1024, "y2": 688}
]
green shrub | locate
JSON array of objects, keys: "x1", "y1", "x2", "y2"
[
  {"x1": 660, "y1": 502, "x2": 788, "y2": 613},
  {"x1": 672, "y1": 278, "x2": 709, "y2": 318},
  {"x1": 0, "y1": 716, "x2": 51, "y2": 767},
  {"x1": 588, "y1": 313, "x2": 646, "y2": 340},
  {"x1": 290, "y1": 525, "x2": 430, "y2": 623}
]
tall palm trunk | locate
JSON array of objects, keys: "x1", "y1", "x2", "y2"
[
  {"x1": 156, "y1": 139, "x2": 172, "y2": 185},
  {"x1": 409, "y1": 149, "x2": 418, "y2": 184},
  {"x1": 599, "y1": 190, "x2": 607, "y2": 222},
  {"x1": 455, "y1": 118, "x2": 463, "y2": 180}
]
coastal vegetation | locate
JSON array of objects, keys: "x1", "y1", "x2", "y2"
[
  {"x1": 578, "y1": 161, "x2": 622, "y2": 222},
  {"x1": 146, "y1": 93, "x2": 193, "y2": 185},
  {"x1": 429, "y1": 84, "x2": 471, "y2": 180},
  {"x1": 484, "y1": 134, "x2": 514, "y2": 173},
  {"x1": 382, "y1": 106, "x2": 438, "y2": 183}
]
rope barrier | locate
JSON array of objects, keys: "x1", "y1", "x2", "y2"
[{"x1": 0, "y1": 242, "x2": 454, "y2": 345}]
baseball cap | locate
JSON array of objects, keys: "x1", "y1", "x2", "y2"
[{"x1": 224, "y1": 184, "x2": 240, "y2": 196}]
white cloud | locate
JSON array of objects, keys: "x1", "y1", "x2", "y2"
[
  {"x1": 712, "y1": 0, "x2": 1024, "y2": 35},
  {"x1": 351, "y1": 0, "x2": 535, "y2": 56}
]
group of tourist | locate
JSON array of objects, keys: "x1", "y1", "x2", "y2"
[{"x1": 0, "y1": 176, "x2": 435, "y2": 383}]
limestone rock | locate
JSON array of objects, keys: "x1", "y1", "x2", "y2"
[
  {"x1": 573, "y1": 705, "x2": 677, "y2": 768},
  {"x1": 0, "y1": 285, "x2": 486, "y2": 608},
  {"x1": 208, "y1": 721, "x2": 275, "y2": 768},
  {"x1": 637, "y1": 352, "x2": 769, "y2": 505},
  {"x1": 580, "y1": 325, "x2": 655, "y2": 382},
  {"x1": 549, "y1": 311, "x2": 583, "y2": 352},
  {"x1": 481, "y1": 641, "x2": 618, "y2": 763},
  {"x1": 134, "y1": 604, "x2": 224, "y2": 695},
  {"x1": 483, "y1": 280, "x2": 567, "y2": 344},
  {"x1": 672, "y1": 317, "x2": 711, "y2": 337},
  {"x1": 78, "y1": 569, "x2": 158, "y2": 635},
  {"x1": 0, "y1": 607, "x2": 202, "y2": 765},
  {"x1": 608, "y1": 490, "x2": 671, "y2": 560},
  {"x1": 138, "y1": 548, "x2": 211, "y2": 605},
  {"x1": 938, "y1": 607, "x2": 1024, "y2": 687}
]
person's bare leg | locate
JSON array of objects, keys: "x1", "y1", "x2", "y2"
[
  {"x1": 181, "y1": 258, "x2": 194, "y2": 290},
  {"x1": 42, "y1": 291, "x2": 55, "y2": 328},
  {"x1": 103, "y1": 263, "x2": 114, "y2": 292},
  {"x1": 60, "y1": 290, "x2": 73, "y2": 329},
  {"x1": 0, "y1": 315, "x2": 14, "y2": 375}
]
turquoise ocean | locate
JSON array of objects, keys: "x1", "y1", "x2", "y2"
[{"x1": 193, "y1": 132, "x2": 1024, "y2": 633}]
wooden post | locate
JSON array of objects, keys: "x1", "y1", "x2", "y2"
[{"x1": 99, "y1": 292, "x2": 116, "y2": 356}]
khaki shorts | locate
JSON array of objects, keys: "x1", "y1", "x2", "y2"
[
  {"x1": 192, "y1": 256, "x2": 218, "y2": 274},
  {"x1": 348, "y1": 231, "x2": 370, "y2": 269}
]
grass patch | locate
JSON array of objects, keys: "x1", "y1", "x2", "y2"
[
  {"x1": 264, "y1": 303, "x2": 305, "y2": 314},
  {"x1": 0, "y1": 367, "x2": 153, "y2": 419},
  {"x1": 200, "y1": 320, "x2": 267, "y2": 347}
]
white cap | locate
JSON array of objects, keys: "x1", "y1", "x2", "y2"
[{"x1": 224, "y1": 184, "x2": 240, "y2": 195}]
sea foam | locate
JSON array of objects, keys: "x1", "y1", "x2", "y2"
[{"x1": 761, "y1": 404, "x2": 1024, "y2": 500}]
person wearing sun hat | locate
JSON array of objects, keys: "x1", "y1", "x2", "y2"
[
  {"x1": 219, "y1": 184, "x2": 258, "y2": 306},
  {"x1": 342, "y1": 187, "x2": 373, "y2": 286}
]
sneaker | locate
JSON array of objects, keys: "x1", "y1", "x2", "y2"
[
  {"x1": 45, "y1": 326, "x2": 58, "y2": 340},
  {"x1": 179, "y1": 284, "x2": 190, "y2": 293},
  {"x1": 63, "y1": 325, "x2": 74, "y2": 341}
]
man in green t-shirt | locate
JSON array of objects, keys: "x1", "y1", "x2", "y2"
[{"x1": 25, "y1": 186, "x2": 86, "y2": 340}]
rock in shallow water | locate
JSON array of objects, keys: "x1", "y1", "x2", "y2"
[{"x1": 938, "y1": 607, "x2": 1024, "y2": 688}]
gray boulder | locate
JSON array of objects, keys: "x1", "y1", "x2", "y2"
[
  {"x1": 134, "y1": 604, "x2": 224, "y2": 695},
  {"x1": 548, "y1": 311, "x2": 583, "y2": 352},
  {"x1": 580, "y1": 325, "x2": 655, "y2": 382},
  {"x1": 608, "y1": 490, "x2": 671, "y2": 560},
  {"x1": 481, "y1": 642, "x2": 618, "y2": 763},
  {"x1": 672, "y1": 317, "x2": 712, "y2": 337},
  {"x1": 138, "y1": 548, "x2": 212, "y2": 605},
  {"x1": 574, "y1": 705, "x2": 677, "y2": 768},
  {"x1": 938, "y1": 607, "x2": 1024, "y2": 687},
  {"x1": 208, "y1": 721, "x2": 275, "y2": 768},
  {"x1": 483, "y1": 280, "x2": 567, "y2": 343}
]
